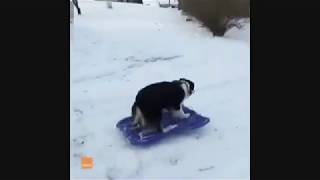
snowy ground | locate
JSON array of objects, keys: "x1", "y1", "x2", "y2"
[{"x1": 71, "y1": 1, "x2": 250, "y2": 179}]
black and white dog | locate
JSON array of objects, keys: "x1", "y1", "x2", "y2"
[{"x1": 132, "y1": 78, "x2": 195, "y2": 132}]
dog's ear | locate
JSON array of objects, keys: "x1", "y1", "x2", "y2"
[
  {"x1": 179, "y1": 78, "x2": 186, "y2": 81},
  {"x1": 188, "y1": 80, "x2": 194, "y2": 91},
  {"x1": 180, "y1": 78, "x2": 194, "y2": 93},
  {"x1": 172, "y1": 80, "x2": 180, "y2": 84},
  {"x1": 180, "y1": 78, "x2": 192, "y2": 85}
]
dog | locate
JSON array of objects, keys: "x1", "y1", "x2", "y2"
[{"x1": 131, "y1": 78, "x2": 195, "y2": 132}]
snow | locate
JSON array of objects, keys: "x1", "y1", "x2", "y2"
[
  {"x1": 71, "y1": 1, "x2": 250, "y2": 180},
  {"x1": 142, "y1": 0, "x2": 159, "y2": 6},
  {"x1": 225, "y1": 19, "x2": 250, "y2": 44}
]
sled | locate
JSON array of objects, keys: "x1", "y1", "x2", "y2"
[{"x1": 116, "y1": 106, "x2": 210, "y2": 145}]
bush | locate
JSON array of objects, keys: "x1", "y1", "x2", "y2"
[{"x1": 179, "y1": 0, "x2": 250, "y2": 36}]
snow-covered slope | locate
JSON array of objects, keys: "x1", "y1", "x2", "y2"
[{"x1": 71, "y1": 1, "x2": 250, "y2": 179}]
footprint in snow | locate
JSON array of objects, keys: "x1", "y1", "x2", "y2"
[
  {"x1": 194, "y1": 134, "x2": 201, "y2": 140},
  {"x1": 198, "y1": 166, "x2": 215, "y2": 172},
  {"x1": 125, "y1": 56, "x2": 135, "y2": 61},
  {"x1": 72, "y1": 153, "x2": 83, "y2": 158},
  {"x1": 72, "y1": 136, "x2": 87, "y2": 146},
  {"x1": 106, "y1": 175, "x2": 114, "y2": 180},
  {"x1": 169, "y1": 157, "x2": 179, "y2": 166},
  {"x1": 73, "y1": 108, "x2": 83, "y2": 117}
]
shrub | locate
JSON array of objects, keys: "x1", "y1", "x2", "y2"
[{"x1": 179, "y1": 0, "x2": 250, "y2": 36}]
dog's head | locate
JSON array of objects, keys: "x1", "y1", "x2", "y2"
[{"x1": 179, "y1": 78, "x2": 195, "y2": 96}]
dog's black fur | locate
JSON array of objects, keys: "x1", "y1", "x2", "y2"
[{"x1": 132, "y1": 78, "x2": 194, "y2": 132}]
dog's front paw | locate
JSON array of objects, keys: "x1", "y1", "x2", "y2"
[{"x1": 183, "y1": 113, "x2": 191, "y2": 119}]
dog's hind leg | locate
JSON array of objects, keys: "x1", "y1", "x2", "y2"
[
  {"x1": 144, "y1": 110, "x2": 163, "y2": 133},
  {"x1": 145, "y1": 121, "x2": 162, "y2": 133},
  {"x1": 132, "y1": 104, "x2": 145, "y2": 129}
]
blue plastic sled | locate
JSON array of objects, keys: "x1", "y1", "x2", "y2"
[{"x1": 116, "y1": 106, "x2": 210, "y2": 145}]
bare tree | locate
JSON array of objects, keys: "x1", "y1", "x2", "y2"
[{"x1": 72, "y1": 0, "x2": 81, "y2": 15}]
